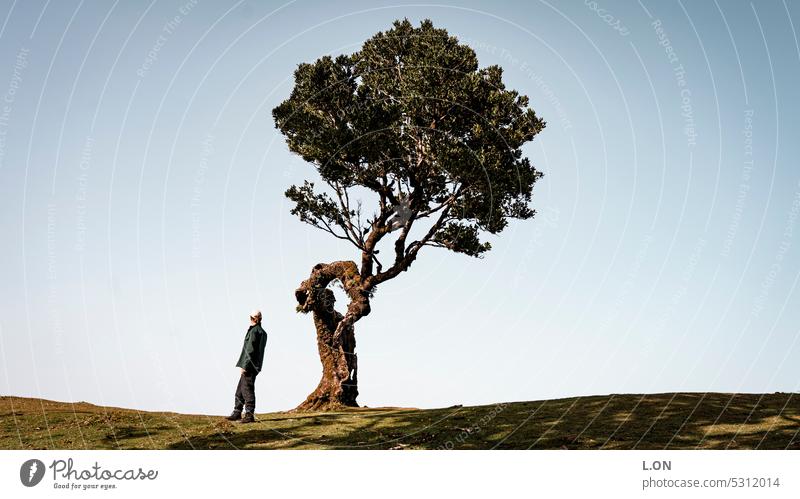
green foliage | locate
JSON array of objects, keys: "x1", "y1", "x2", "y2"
[
  {"x1": 286, "y1": 181, "x2": 348, "y2": 233},
  {"x1": 273, "y1": 18, "x2": 545, "y2": 263},
  {"x1": 432, "y1": 222, "x2": 491, "y2": 257}
]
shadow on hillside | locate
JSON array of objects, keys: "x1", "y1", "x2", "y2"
[
  {"x1": 485, "y1": 392, "x2": 800, "y2": 450},
  {"x1": 163, "y1": 393, "x2": 800, "y2": 450},
  {"x1": 4, "y1": 393, "x2": 799, "y2": 450},
  {"x1": 101, "y1": 424, "x2": 175, "y2": 445},
  {"x1": 165, "y1": 410, "x2": 428, "y2": 450}
]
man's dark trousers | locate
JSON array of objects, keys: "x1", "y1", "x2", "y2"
[{"x1": 234, "y1": 368, "x2": 258, "y2": 414}]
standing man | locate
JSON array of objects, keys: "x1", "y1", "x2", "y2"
[{"x1": 226, "y1": 309, "x2": 268, "y2": 423}]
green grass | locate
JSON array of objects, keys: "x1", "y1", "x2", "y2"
[{"x1": 2, "y1": 392, "x2": 799, "y2": 449}]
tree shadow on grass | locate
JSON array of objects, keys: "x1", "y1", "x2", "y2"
[
  {"x1": 7, "y1": 393, "x2": 798, "y2": 450},
  {"x1": 165, "y1": 393, "x2": 800, "y2": 450},
  {"x1": 165, "y1": 410, "x2": 430, "y2": 449},
  {"x1": 490, "y1": 392, "x2": 800, "y2": 450},
  {"x1": 101, "y1": 425, "x2": 174, "y2": 445}
]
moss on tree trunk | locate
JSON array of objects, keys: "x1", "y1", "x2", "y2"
[{"x1": 293, "y1": 261, "x2": 370, "y2": 411}]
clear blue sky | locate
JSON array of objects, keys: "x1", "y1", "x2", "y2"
[{"x1": 1, "y1": 0, "x2": 799, "y2": 414}]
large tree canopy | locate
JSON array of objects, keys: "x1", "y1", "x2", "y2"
[
  {"x1": 272, "y1": 18, "x2": 546, "y2": 410},
  {"x1": 274, "y1": 18, "x2": 545, "y2": 269}
]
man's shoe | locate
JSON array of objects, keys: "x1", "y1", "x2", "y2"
[
  {"x1": 226, "y1": 411, "x2": 242, "y2": 421},
  {"x1": 240, "y1": 412, "x2": 255, "y2": 424}
]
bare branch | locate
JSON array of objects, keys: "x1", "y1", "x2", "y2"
[
  {"x1": 369, "y1": 204, "x2": 453, "y2": 286},
  {"x1": 301, "y1": 218, "x2": 354, "y2": 243},
  {"x1": 371, "y1": 252, "x2": 384, "y2": 274},
  {"x1": 316, "y1": 217, "x2": 358, "y2": 244},
  {"x1": 406, "y1": 209, "x2": 454, "y2": 256},
  {"x1": 330, "y1": 180, "x2": 365, "y2": 247}
]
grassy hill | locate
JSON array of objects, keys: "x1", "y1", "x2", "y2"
[{"x1": 2, "y1": 392, "x2": 799, "y2": 450}]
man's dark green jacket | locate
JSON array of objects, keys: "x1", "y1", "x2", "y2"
[{"x1": 236, "y1": 323, "x2": 268, "y2": 373}]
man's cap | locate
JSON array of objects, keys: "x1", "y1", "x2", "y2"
[{"x1": 250, "y1": 309, "x2": 262, "y2": 319}]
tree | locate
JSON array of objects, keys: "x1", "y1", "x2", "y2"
[{"x1": 272, "y1": 18, "x2": 546, "y2": 411}]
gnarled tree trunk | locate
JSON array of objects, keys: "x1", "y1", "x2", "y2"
[{"x1": 293, "y1": 261, "x2": 371, "y2": 411}]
